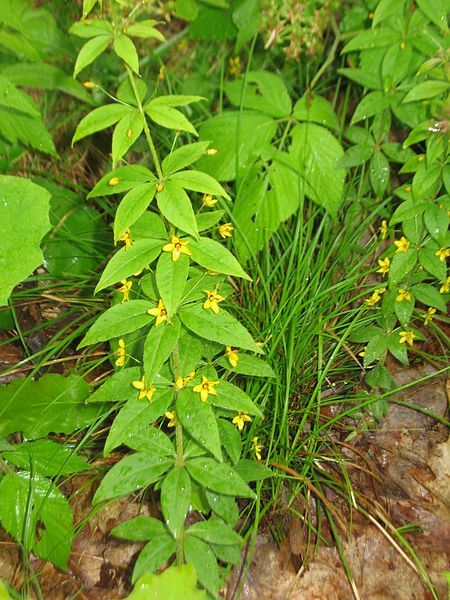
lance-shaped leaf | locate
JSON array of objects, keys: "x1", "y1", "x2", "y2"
[
  {"x1": 74, "y1": 35, "x2": 111, "y2": 76},
  {"x1": 72, "y1": 104, "x2": 130, "y2": 144},
  {"x1": 114, "y1": 34, "x2": 139, "y2": 73},
  {"x1": 156, "y1": 252, "x2": 189, "y2": 316},
  {"x1": 186, "y1": 457, "x2": 255, "y2": 498},
  {"x1": 87, "y1": 367, "x2": 141, "y2": 403},
  {"x1": 132, "y1": 534, "x2": 176, "y2": 584},
  {"x1": 162, "y1": 141, "x2": 211, "y2": 175},
  {"x1": 189, "y1": 236, "x2": 250, "y2": 280},
  {"x1": 161, "y1": 466, "x2": 191, "y2": 537},
  {"x1": 208, "y1": 380, "x2": 263, "y2": 418},
  {"x1": 145, "y1": 102, "x2": 197, "y2": 135},
  {"x1": 144, "y1": 319, "x2": 181, "y2": 384},
  {"x1": 88, "y1": 165, "x2": 156, "y2": 198},
  {"x1": 157, "y1": 180, "x2": 198, "y2": 237},
  {"x1": 169, "y1": 170, "x2": 231, "y2": 200},
  {"x1": 127, "y1": 20, "x2": 165, "y2": 41},
  {"x1": 112, "y1": 109, "x2": 145, "y2": 167},
  {"x1": 114, "y1": 182, "x2": 157, "y2": 241},
  {"x1": 176, "y1": 389, "x2": 222, "y2": 461}
]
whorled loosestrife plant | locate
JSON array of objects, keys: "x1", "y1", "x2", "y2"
[{"x1": 71, "y1": 1, "x2": 272, "y2": 595}]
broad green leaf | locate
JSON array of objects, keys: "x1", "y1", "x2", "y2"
[
  {"x1": 205, "y1": 490, "x2": 239, "y2": 524},
  {"x1": 114, "y1": 183, "x2": 157, "y2": 241},
  {"x1": 370, "y1": 151, "x2": 390, "y2": 198},
  {"x1": 373, "y1": 0, "x2": 403, "y2": 26},
  {"x1": 175, "y1": 0, "x2": 199, "y2": 20},
  {"x1": 180, "y1": 305, "x2": 262, "y2": 353},
  {"x1": 114, "y1": 34, "x2": 139, "y2": 73},
  {"x1": 424, "y1": 205, "x2": 449, "y2": 245},
  {"x1": 388, "y1": 250, "x2": 417, "y2": 285},
  {"x1": 111, "y1": 515, "x2": 167, "y2": 541},
  {"x1": 177, "y1": 389, "x2": 222, "y2": 461},
  {"x1": 126, "y1": 563, "x2": 206, "y2": 600},
  {"x1": 0, "y1": 76, "x2": 39, "y2": 116},
  {"x1": 170, "y1": 170, "x2": 231, "y2": 200},
  {"x1": 156, "y1": 253, "x2": 189, "y2": 315},
  {"x1": 104, "y1": 390, "x2": 173, "y2": 455},
  {"x1": 218, "y1": 418, "x2": 241, "y2": 464},
  {"x1": 150, "y1": 95, "x2": 204, "y2": 107},
  {"x1": 161, "y1": 466, "x2": 191, "y2": 537},
  {"x1": 72, "y1": 104, "x2": 130, "y2": 144},
  {"x1": 342, "y1": 28, "x2": 400, "y2": 53},
  {"x1": 2, "y1": 439, "x2": 88, "y2": 477},
  {"x1": 209, "y1": 380, "x2": 263, "y2": 418},
  {"x1": 225, "y1": 71, "x2": 291, "y2": 118},
  {"x1": 0, "y1": 176, "x2": 51, "y2": 306},
  {"x1": 88, "y1": 165, "x2": 155, "y2": 198},
  {"x1": 187, "y1": 520, "x2": 242, "y2": 546},
  {"x1": 82, "y1": 0, "x2": 100, "y2": 17},
  {"x1": 145, "y1": 103, "x2": 197, "y2": 135},
  {"x1": 216, "y1": 353, "x2": 275, "y2": 377},
  {"x1": 412, "y1": 283, "x2": 447, "y2": 312},
  {"x1": 394, "y1": 294, "x2": 414, "y2": 326},
  {"x1": 418, "y1": 248, "x2": 446, "y2": 281},
  {"x1": 87, "y1": 367, "x2": 142, "y2": 403},
  {"x1": 186, "y1": 457, "x2": 255, "y2": 498},
  {"x1": 93, "y1": 452, "x2": 173, "y2": 503},
  {"x1": 112, "y1": 109, "x2": 145, "y2": 167},
  {"x1": 403, "y1": 81, "x2": 450, "y2": 103},
  {"x1": 232, "y1": 0, "x2": 260, "y2": 48},
  {"x1": 338, "y1": 67, "x2": 381, "y2": 90},
  {"x1": 70, "y1": 18, "x2": 112, "y2": 37},
  {"x1": 196, "y1": 111, "x2": 277, "y2": 182},
  {"x1": 290, "y1": 123, "x2": 345, "y2": 216},
  {"x1": 351, "y1": 91, "x2": 389, "y2": 124},
  {"x1": 336, "y1": 144, "x2": 373, "y2": 169},
  {"x1": 382, "y1": 41, "x2": 412, "y2": 86},
  {"x1": 293, "y1": 94, "x2": 339, "y2": 130},
  {"x1": 416, "y1": 0, "x2": 448, "y2": 29},
  {"x1": 189, "y1": 236, "x2": 250, "y2": 280},
  {"x1": 74, "y1": 35, "x2": 111, "y2": 76},
  {"x1": 157, "y1": 180, "x2": 198, "y2": 237},
  {"x1": 126, "y1": 426, "x2": 175, "y2": 456},
  {"x1": 131, "y1": 212, "x2": 167, "y2": 241},
  {"x1": 390, "y1": 200, "x2": 428, "y2": 224},
  {"x1": 95, "y1": 239, "x2": 162, "y2": 293},
  {"x1": 144, "y1": 320, "x2": 181, "y2": 383},
  {"x1": 162, "y1": 142, "x2": 211, "y2": 175},
  {"x1": 0, "y1": 374, "x2": 97, "y2": 438},
  {"x1": 184, "y1": 536, "x2": 219, "y2": 597},
  {"x1": 196, "y1": 210, "x2": 225, "y2": 232},
  {"x1": 234, "y1": 459, "x2": 272, "y2": 481},
  {"x1": 78, "y1": 300, "x2": 154, "y2": 348},
  {"x1": 178, "y1": 332, "x2": 203, "y2": 376},
  {"x1": 387, "y1": 332, "x2": 408, "y2": 365},
  {"x1": 132, "y1": 534, "x2": 176, "y2": 584},
  {"x1": 0, "y1": 471, "x2": 73, "y2": 570},
  {"x1": 127, "y1": 20, "x2": 165, "y2": 41},
  {"x1": 364, "y1": 334, "x2": 388, "y2": 366}
]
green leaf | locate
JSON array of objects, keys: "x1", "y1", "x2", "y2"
[
  {"x1": 132, "y1": 534, "x2": 176, "y2": 584},
  {"x1": 114, "y1": 183, "x2": 157, "y2": 241},
  {"x1": 112, "y1": 109, "x2": 145, "y2": 167},
  {"x1": 403, "y1": 81, "x2": 450, "y2": 103},
  {"x1": 196, "y1": 210, "x2": 225, "y2": 231},
  {"x1": 177, "y1": 389, "x2": 222, "y2": 461},
  {"x1": 170, "y1": 170, "x2": 231, "y2": 200},
  {"x1": 412, "y1": 283, "x2": 447, "y2": 312},
  {"x1": 209, "y1": 380, "x2": 263, "y2": 418},
  {"x1": 156, "y1": 253, "x2": 189, "y2": 315},
  {"x1": 82, "y1": 0, "x2": 100, "y2": 17},
  {"x1": 126, "y1": 426, "x2": 175, "y2": 457},
  {"x1": 373, "y1": 0, "x2": 403, "y2": 26},
  {"x1": 218, "y1": 418, "x2": 241, "y2": 463},
  {"x1": 0, "y1": 76, "x2": 39, "y2": 116},
  {"x1": 104, "y1": 390, "x2": 173, "y2": 455},
  {"x1": 232, "y1": 0, "x2": 260, "y2": 48},
  {"x1": 88, "y1": 165, "x2": 155, "y2": 198},
  {"x1": 225, "y1": 71, "x2": 291, "y2": 118},
  {"x1": 189, "y1": 236, "x2": 250, "y2": 280},
  {"x1": 0, "y1": 471, "x2": 73, "y2": 570},
  {"x1": 145, "y1": 103, "x2": 197, "y2": 135},
  {"x1": 74, "y1": 35, "x2": 111, "y2": 76},
  {"x1": 336, "y1": 144, "x2": 373, "y2": 168},
  {"x1": 112, "y1": 515, "x2": 167, "y2": 541},
  {"x1": 157, "y1": 180, "x2": 199, "y2": 237},
  {"x1": 144, "y1": 320, "x2": 181, "y2": 383},
  {"x1": 234, "y1": 459, "x2": 272, "y2": 481},
  {"x1": 162, "y1": 142, "x2": 211, "y2": 175},
  {"x1": 351, "y1": 91, "x2": 389, "y2": 124},
  {"x1": 196, "y1": 111, "x2": 276, "y2": 182},
  {"x1": 290, "y1": 123, "x2": 345, "y2": 216},
  {"x1": 78, "y1": 300, "x2": 154, "y2": 348},
  {"x1": 71, "y1": 18, "x2": 112, "y2": 37},
  {"x1": 126, "y1": 563, "x2": 206, "y2": 600},
  {"x1": 370, "y1": 151, "x2": 390, "y2": 198},
  {"x1": 394, "y1": 295, "x2": 414, "y2": 326},
  {"x1": 95, "y1": 239, "x2": 162, "y2": 293},
  {"x1": 216, "y1": 353, "x2": 275, "y2": 377},
  {"x1": 363, "y1": 334, "x2": 388, "y2": 366},
  {"x1": 0, "y1": 176, "x2": 51, "y2": 306},
  {"x1": 424, "y1": 205, "x2": 449, "y2": 245},
  {"x1": 150, "y1": 95, "x2": 205, "y2": 107},
  {"x1": 205, "y1": 490, "x2": 239, "y2": 524},
  {"x1": 416, "y1": 0, "x2": 448, "y2": 29},
  {"x1": 127, "y1": 20, "x2": 165, "y2": 41},
  {"x1": 88, "y1": 367, "x2": 142, "y2": 403},
  {"x1": 342, "y1": 28, "x2": 400, "y2": 53},
  {"x1": 114, "y1": 34, "x2": 139, "y2": 73},
  {"x1": 72, "y1": 104, "x2": 130, "y2": 144},
  {"x1": 390, "y1": 200, "x2": 428, "y2": 225},
  {"x1": 0, "y1": 374, "x2": 97, "y2": 438},
  {"x1": 293, "y1": 94, "x2": 339, "y2": 130},
  {"x1": 387, "y1": 332, "x2": 409, "y2": 365},
  {"x1": 187, "y1": 520, "x2": 242, "y2": 546},
  {"x1": 175, "y1": 0, "x2": 199, "y2": 20},
  {"x1": 186, "y1": 457, "x2": 255, "y2": 498},
  {"x1": 132, "y1": 212, "x2": 167, "y2": 241},
  {"x1": 184, "y1": 536, "x2": 219, "y2": 597},
  {"x1": 418, "y1": 248, "x2": 446, "y2": 281},
  {"x1": 2, "y1": 440, "x2": 89, "y2": 477},
  {"x1": 161, "y1": 466, "x2": 191, "y2": 537},
  {"x1": 180, "y1": 305, "x2": 262, "y2": 353},
  {"x1": 93, "y1": 452, "x2": 173, "y2": 503},
  {"x1": 388, "y1": 250, "x2": 417, "y2": 285}
]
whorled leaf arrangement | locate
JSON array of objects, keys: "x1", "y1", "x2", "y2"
[{"x1": 71, "y1": 2, "x2": 272, "y2": 595}]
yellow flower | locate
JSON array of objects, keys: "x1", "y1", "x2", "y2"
[
  {"x1": 118, "y1": 279, "x2": 132, "y2": 303},
  {"x1": 229, "y1": 55, "x2": 241, "y2": 77},
  {"x1": 399, "y1": 330, "x2": 417, "y2": 346},
  {"x1": 115, "y1": 339, "x2": 126, "y2": 367},
  {"x1": 435, "y1": 247, "x2": 450, "y2": 262},
  {"x1": 379, "y1": 219, "x2": 388, "y2": 240},
  {"x1": 132, "y1": 376, "x2": 156, "y2": 401},
  {"x1": 193, "y1": 375, "x2": 219, "y2": 402},
  {"x1": 148, "y1": 299, "x2": 168, "y2": 326},
  {"x1": 119, "y1": 228, "x2": 132, "y2": 250},
  {"x1": 109, "y1": 176, "x2": 120, "y2": 186},
  {"x1": 165, "y1": 411, "x2": 176, "y2": 427},
  {"x1": 396, "y1": 288, "x2": 412, "y2": 302},
  {"x1": 358, "y1": 349, "x2": 366, "y2": 357},
  {"x1": 202, "y1": 194, "x2": 218, "y2": 207},
  {"x1": 175, "y1": 376, "x2": 184, "y2": 390},
  {"x1": 225, "y1": 346, "x2": 239, "y2": 368},
  {"x1": 364, "y1": 289, "x2": 384, "y2": 307},
  {"x1": 440, "y1": 276, "x2": 450, "y2": 294},
  {"x1": 252, "y1": 436, "x2": 263, "y2": 461},
  {"x1": 156, "y1": 182, "x2": 164, "y2": 193},
  {"x1": 423, "y1": 307, "x2": 436, "y2": 326},
  {"x1": 394, "y1": 237, "x2": 410, "y2": 253},
  {"x1": 83, "y1": 81, "x2": 96, "y2": 88},
  {"x1": 203, "y1": 287, "x2": 225, "y2": 314},
  {"x1": 232, "y1": 412, "x2": 252, "y2": 431},
  {"x1": 206, "y1": 148, "x2": 218, "y2": 155},
  {"x1": 218, "y1": 223, "x2": 234, "y2": 238},
  {"x1": 376, "y1": 257, "x2": 390, "y2": 275},
  {"x1": 162, "y1": 236, "x2": 191, "y2": 262},
  {"x1": 158, "y1": 65, "x2": 165, "y2": 80}
]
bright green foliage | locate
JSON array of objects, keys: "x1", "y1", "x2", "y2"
[
  {"x1": 0, "y1": 176, "x2": 51, "y2": 305},
  {"x1": 126, "y1": 563, "x2": 206, "y2": 600}
]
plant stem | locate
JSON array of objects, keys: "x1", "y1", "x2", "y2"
[{"x1": 125, "y1": 66, "x2": 163, "y2": 179}]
